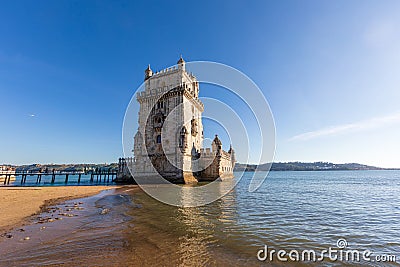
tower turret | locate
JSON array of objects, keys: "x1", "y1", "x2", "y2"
[
  {"x1": 144, "y1": 64, "x2": 153, "y2": 80},
  {"x1": 228, "y1": 144, "x2": 236, "y2": 165},
  {"x1": 177, "y1": 55, "x2": 185, "y2": 71},
  {"x1": 212, "y1": 134, "x2": 222, "y2": 153}
]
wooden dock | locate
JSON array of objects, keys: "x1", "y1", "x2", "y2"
[{"x1": 0, "y1": 170, "x2": 117, "y2": 185}]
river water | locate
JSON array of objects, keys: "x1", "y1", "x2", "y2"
[{"x1": 0, "y1": 170, "x2": 399, "y2": 266}]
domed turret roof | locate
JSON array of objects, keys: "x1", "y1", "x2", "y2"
[
  {"x1": 177, "y1": 55, "x2": 185, "y2": 64},
  {"x1": 213, "y1": 135, "x2": 222, "y2": 146},
  {"x1": 228, "y1": 144, "x2": 234, "y2": 153}
]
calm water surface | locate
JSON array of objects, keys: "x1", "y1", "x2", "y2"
[{"x1": 1, "y1": 170, "x2": 399, "y2": 266}]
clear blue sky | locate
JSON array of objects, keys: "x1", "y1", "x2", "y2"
[{"x1": 1, "y1": 1, "x2": 400, "y2": 167}]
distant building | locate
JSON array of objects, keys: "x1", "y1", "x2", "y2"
[
  {"x1": 0, "y1": 165, "x2": 16, "y2": 183},
  {"x1": 118, "y1": 57, "x2": 235, "y2": 184},
  {"x1": 0, "y1": 165, "x2": 15, "y2": 174}
]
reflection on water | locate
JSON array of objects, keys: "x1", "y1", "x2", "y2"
[
  {"x1": 0, "y1": 171, "x2": 400, "y2": 266},
  {"x1": 0, "y1": 175, "x2": 16, "y2": 184},
  {"x1": 121, "y1": 180, "x2": 259, "y2": 266}
]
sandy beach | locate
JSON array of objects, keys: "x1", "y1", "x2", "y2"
[{"x1": 0, "y1": 186, "x2": 118, "y2": 232}]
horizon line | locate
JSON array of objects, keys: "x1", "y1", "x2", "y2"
[{"x1": 2, "y1": 160, "x2": 399, "y2": 169}]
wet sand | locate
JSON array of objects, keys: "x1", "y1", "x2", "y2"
[
  {"x1": 0, "y1": 186, "x2": 275, "y2": 266},
  {"x1": 0, "y1": 186, "x2": 118, "y2": 232}
]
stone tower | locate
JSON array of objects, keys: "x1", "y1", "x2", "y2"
[
  {"x1": 123, "y1": 57, "x2": 236, "y2": 184},
  {"x1": 134, "y1": 56, "x2": 204, "y2": 183}
]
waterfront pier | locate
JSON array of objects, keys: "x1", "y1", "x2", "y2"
[{"x1": 0, "y1": 170, "x2": 117, "y2": 186}]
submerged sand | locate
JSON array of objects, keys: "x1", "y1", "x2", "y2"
[{"x1": 0, "y1": 186, "x2": 118, "y2": 231}]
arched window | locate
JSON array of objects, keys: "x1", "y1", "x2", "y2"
[
  {"x1": 156, "y1": 135, "x2": 161, "y2": 144},
  {"x1": 157, "y1": 101, "x2": 164, "y2": 109},
  {"x1": 179, "y1": 126, "x2": 187, "y2": 149}
]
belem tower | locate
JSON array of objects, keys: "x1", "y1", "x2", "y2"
[{"x1": 117, "y1": 56, "x2": 236, "y2": 184}]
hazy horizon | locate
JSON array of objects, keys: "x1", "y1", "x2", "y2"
[{"x1": 3, "y1": 160, "x2": 398, "y2": 170}]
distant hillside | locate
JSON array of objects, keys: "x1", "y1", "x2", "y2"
[{"x1": 234, "y1": 162, "x2": 389, "y2": 171}]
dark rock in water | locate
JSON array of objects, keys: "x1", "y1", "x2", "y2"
[{"x1": 36, "y1": 216, "x2": 59, "y2": 223}]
